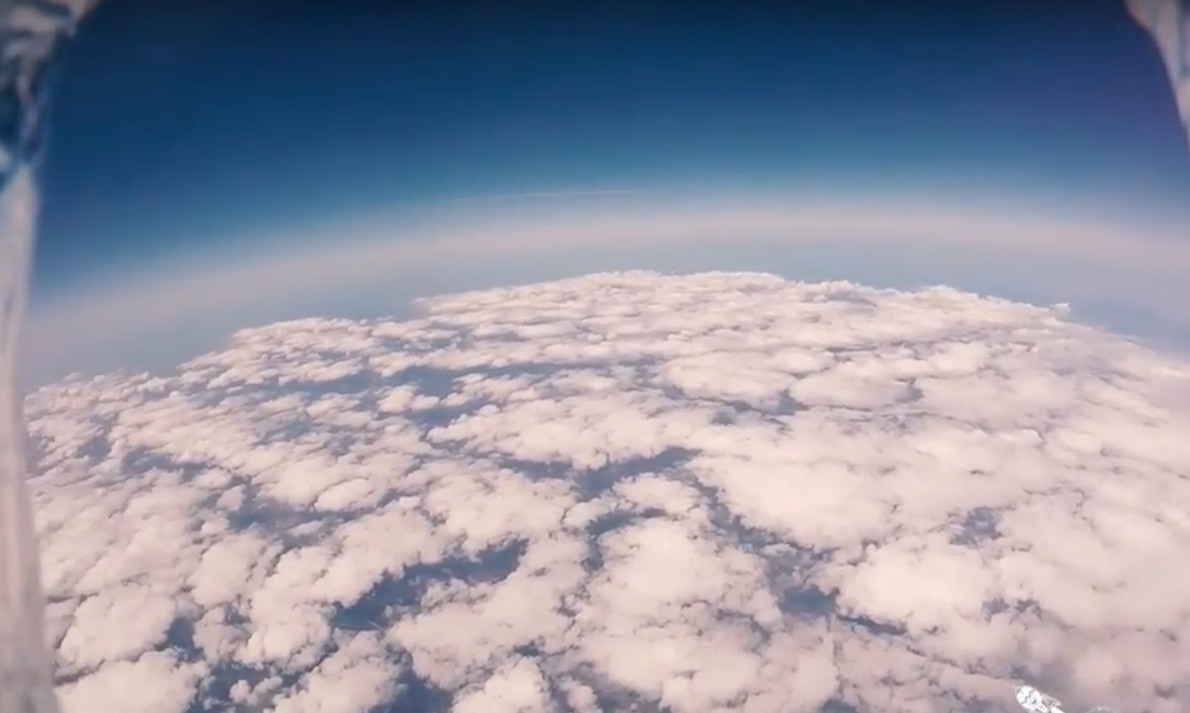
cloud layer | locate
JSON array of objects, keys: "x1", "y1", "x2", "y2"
[{"x1": 25, "y1": 271, "x2": 1190, "y2": 713}]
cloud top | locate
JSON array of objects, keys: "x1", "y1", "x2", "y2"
[{"x1": 25, "y1": 271, "x2": 1190, "y2": 713}]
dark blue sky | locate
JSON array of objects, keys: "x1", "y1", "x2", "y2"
[{"x1": 33, "y1": 0, "x2": 1190, "y2": 294}]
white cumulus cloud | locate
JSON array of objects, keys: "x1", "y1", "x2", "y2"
[{"x1": 25, "y1": 271, "x2": 1190, "y2": 713}]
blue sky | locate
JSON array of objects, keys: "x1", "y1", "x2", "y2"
[
  {"x1": 19, "y1": 0, "x2": 1190, "y2": 388},
  {"x1": 33, "y1": 0, "x2": 1190, "y2": 292}
]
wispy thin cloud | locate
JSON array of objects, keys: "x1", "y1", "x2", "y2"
[{"x1": 429, "y1": 188, "x2": 656, "y2": 207}]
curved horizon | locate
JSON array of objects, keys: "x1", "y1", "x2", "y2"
[
  {"x1": 25, "y1": 189, "x2": 1190, "y2": 390},
  {"x1": 6, "y1": 1, "x2": 1190, "y2": 712}
]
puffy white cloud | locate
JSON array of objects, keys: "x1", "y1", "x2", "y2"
[
  {"x1": 55, "y1": 651, "x2": 207, "y2": 713},
  {"x1": 270, "y1": 632, "x2": 403, "y2": 713},
  {"x1": 25, "y1": 271, "x2": 1190, "y2": 713}
]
